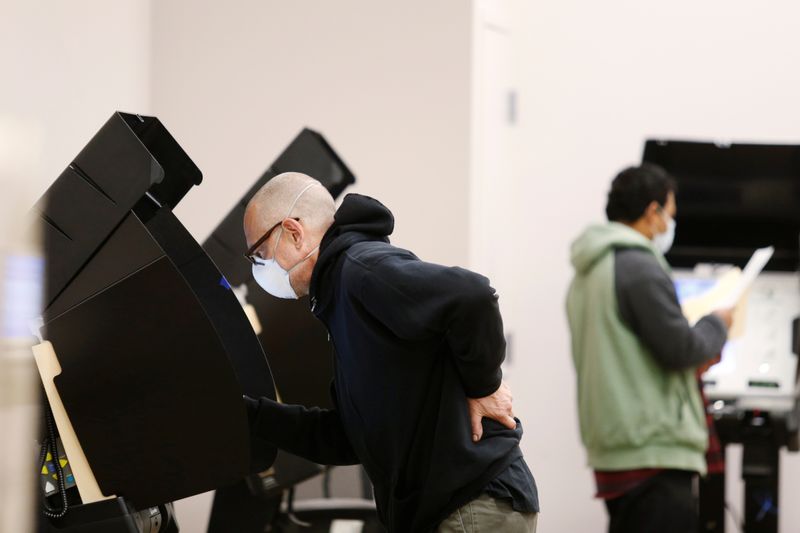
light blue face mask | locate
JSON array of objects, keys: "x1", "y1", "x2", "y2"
[
  {"x1": 252, "y1": 232, "x2": 319, "y2": 299},
  {"x1": 251, "y1": 182, "x2": 320, "y2": 299},
  {"x1": 653, "y1": 212, "x2": 676, "y2": 254}
]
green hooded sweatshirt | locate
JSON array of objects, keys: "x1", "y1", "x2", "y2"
[{"x1": 566, "y1": 222, "x2": 710, "y2": 474}]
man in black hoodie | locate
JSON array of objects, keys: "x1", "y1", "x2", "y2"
[{"x1": 242, "y1": 172, "x2": 538, "y2": 532}]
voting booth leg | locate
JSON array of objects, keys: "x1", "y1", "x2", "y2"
[
  {"x1": 742, "y1": 442, "x2": 779, "y2": 533},
  {"x1": 207, "y1": 480, "x2": 281, "y2": 533},
  {"x1": 698, "y1": 471, "x2": 726, "y2": 533}
]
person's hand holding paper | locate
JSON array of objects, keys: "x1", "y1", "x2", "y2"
[
  {"x1": 681, "y1": 246, "x2": 775, "y2": 340},
  {"x1": 719, "y1": 246, "x2": 775, "y2": 309},
  {"x1": 712, "y1": 307, "x2": 735, "y2": 331}
]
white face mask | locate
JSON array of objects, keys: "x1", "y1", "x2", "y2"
[
  {"x1": 251, "y1": 182, "x2": 320, "y2": 299},
  {"x1": 653, "y1": 212, "x2": 676, "y2": 254},
  {"x1": 251, "y1": 230, "x2": 319, "y2": 299}
]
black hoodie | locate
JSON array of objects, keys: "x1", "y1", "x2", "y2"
[{"x1": 246, "y1": 194, "x2": 533, "y2": 531}]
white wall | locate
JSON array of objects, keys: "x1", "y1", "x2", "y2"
[
  {"x1": 150, "y1": 0, "x2": 472, "y2": 267},
  {"x1": 0, "y1": 0, "x2": 152, "y2": 194},
  {"x1": 510, "y1": 1, "x2": 800, "y2": 531}
]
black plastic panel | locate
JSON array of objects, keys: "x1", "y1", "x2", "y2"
[
  {"x1": 43, "y1": 213, "x2": 163, "y2": 322},
  {"x1": 48, "y1": 255, "x2": 250, "y2": 509},
  {"x1": 36, "y1": 111, "x2": 277, "y2": 511},
  {"x1": 37, "y1": 112, "x2": 201, "y2": 312},
  {"x1": 643, "y1": 140, "x2": 800, "y2": 271},
  {"x1": 118, "y1": 113, "x2": 202, "y2": 208},
  {"x1": 135, "y1": 200, "x2": 277, "y2": 401},
  {"x1": 244, "y1": 285, "x2": 334, "y2": 408},
  {"x1": 71, "y1": 114, "x2": 165, "y2": 208},
  {"x1": 36, "y1": 166, "x2": 129, "y2": 309},
  {"x1": 270, "y1": 128, "x2": 355, "y2": 199}
]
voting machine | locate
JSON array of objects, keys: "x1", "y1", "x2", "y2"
[
  {"x1": 644, "y1": 139, "x2": 800, "y2": 533},
  {"x1": 33, "y1": 112, "x2": 278, "y2": 532}
]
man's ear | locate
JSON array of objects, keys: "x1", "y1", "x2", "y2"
[
  {"x1": 644, "y1": 200, "x2": 661, "y2": 220},
  {"x1": 282, "y1": 218, "x2": 305, "y2": 249}
]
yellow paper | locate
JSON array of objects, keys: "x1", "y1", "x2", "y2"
[
  {"x1": 243, "y1": 303, "x2": 263, "y2": 335},
  {"x1": 32, "y1": 341, "x2": 115, "y2": 504}
]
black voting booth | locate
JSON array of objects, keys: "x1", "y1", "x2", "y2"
[
  {"x1": 202, "y1": 129, "x2": 380, "y2": 532},
  {"x1": 643, "y1": 140, "x2": 800, "y2": 533},
  {"x1": 35, "y1": 112, "x2": 277, "y2": 532}
]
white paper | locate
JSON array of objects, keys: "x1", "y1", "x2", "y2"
[
  {"x1": 718, "y1": 246, "x2": 774, "y2": 308},
  {"x1": 330, "y1": 520, "x2": 365, "y2": 533}
]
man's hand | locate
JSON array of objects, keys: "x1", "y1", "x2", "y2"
[
  {"x1": 712, "y1": 307, "x2": 735, "y2": 330},
  {"x1": 467, "y1": 381, "x2": 517, "y2": 442}
]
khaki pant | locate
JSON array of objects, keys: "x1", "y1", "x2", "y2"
[{"x1": 437, "y1": 493, "x2": 538, "y2": 533}]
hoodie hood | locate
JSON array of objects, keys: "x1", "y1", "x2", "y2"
[
  {"x1": 320, "y1": 193, "x2": 394, "y2": 246},
  {"x1": 570, "y1": 222, "x2": 659, "y2": 275},
  {"x1": 309, "y1": 193, "x2": 394, "y2": 313}
]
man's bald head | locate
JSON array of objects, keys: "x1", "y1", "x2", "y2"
[
  {"x1": 243, "y1": 172, "x2": 337, "y2": 299},
  {"x1": 245, "y1": 172, "x2": 336, "y2": 243}
]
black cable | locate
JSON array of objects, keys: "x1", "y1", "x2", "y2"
[{"x1": 40, "y1": 402, "x2": 69, "y2": 519}]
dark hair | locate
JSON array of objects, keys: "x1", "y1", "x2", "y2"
[{"x1": 605, "y1": 163, "x2": 677, "y2": 222}]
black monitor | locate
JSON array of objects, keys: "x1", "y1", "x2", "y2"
[{"x1": 642, "y1": 140, "x2": 800, "y2": 271}]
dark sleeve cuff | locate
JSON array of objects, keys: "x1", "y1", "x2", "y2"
[
  {"x1": 463, "y1": 369, "x2": 503, "y2": 399},
  {"x1": 244, "y1": 395, "x2": 260, "y2": 427},
  {"x1": 703, "y1": 313, "x2": 729, "y2": 336},
  {"x1": 698, "y1": 313, "x2": 729, "y2": 357},
  {"x1": 244, "y1": 395, "x2": 285, "y2": 442},
  {"x1": 243, "y1": 395, "x2": 278, "y2": 473}
]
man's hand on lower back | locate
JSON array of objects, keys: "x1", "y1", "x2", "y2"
[{"x1": 467, "y1": 381, "x2": 517, "y2": 442}]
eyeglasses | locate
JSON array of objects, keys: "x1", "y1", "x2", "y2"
[{"x1": 243, "y1": 217, "x2": 299, "y2": 265}]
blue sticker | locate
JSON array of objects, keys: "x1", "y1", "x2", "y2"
[{"x1": 219, "y1": 276, "x2": 231, "y2": 290}]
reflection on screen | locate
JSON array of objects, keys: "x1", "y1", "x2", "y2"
[
  {"x1": 674, "y1": 278, "x2": 716, "y2": 302},
  {"x1": 1, "y1": 254, "x2": 43, "y2": 340}
]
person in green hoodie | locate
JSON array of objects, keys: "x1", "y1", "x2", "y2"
[{"x1": 566, "y1": 164, "x2": 734, "y2": 533}]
